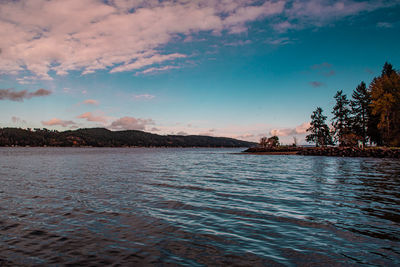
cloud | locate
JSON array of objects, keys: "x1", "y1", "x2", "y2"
[
  {"x1": 0, "y1": 0, "x2": 286, "y2": 79},
  {"x1": 0, "y1": 88, "x2": 52, "y2": 101},
  {"x1": 224, "y1": 40, "x2": 252, "y2": 46},
  {"x1": 83, "y1": 99, "x2": 99, "y2": 105},
  {"x1": 310, "y1": 81, "x2": 324, "y2": 87},
  {"x1": 150, "y1": 127, "x2": 160, "y2": 132},
  {"x1": 176, "y1": 131, "x2": 188, "y2": 136},
  {"x1": 295, "y1": 122, "x2": 310, "y2": 134},
  {"x1": 0, "y1": 0, "x2": 392, "y2": 79},
  {"x1": 273, "y1": 21, "x2": 295, "y2": 32},
  {"x1": 31, "y1": 88, "x2": 51, "y2": 97},
  {"x1": 11, "y1": 116, "x2": 26, "y2": 124},
  {"x1": 265, "y1": 37, "x2": 293, "y2": 45},
  {"x1": 376, "y1": 22, "x2": 393, "y2": 28},
  {"x1": 311, "y1": 62, "x2": 335, "y2": 77},
  {"x1": 110, "y1": 53, "x2": 186, "y2": 73},
  {"x1": 324, "y1": 70, "x2": 335, "y2": 77},
  {"x1": 76, "y1": 112, "x2": 108, "y2": 123},
  {"x1": 135, "y1": 65, "x2": 180, "y2": 75},
  {"x1": 41, "y1": 118, "x2": 76, "y2": 127},
  {"x1": 133, "y1": 94, "x2": 155, "y2": 100},
  {"x1": 286, "y1": 0, "x2": 392, "y2": 26},
  {"x1": 270, "y1": 122, "x2": 310, "y2": 137},
  {"x1": 233, "y1": 133, "x2": 255, "y2": 140},
  {"x1": 109, "y1": 116, "x2": 155, "y2": 131}
]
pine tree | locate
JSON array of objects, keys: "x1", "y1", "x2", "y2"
[
  {"x1": 370, "y1": 62, "x2": 400, "y2": 146},
  {"x1": 350, "y1": 82, "x2": 370, "y2": 146},
  {"x1": 332, "y1": 90, "x2": 352, "y2": 146},
  {"x1": 306, "y1": 107, "x2": 332, "y2": 147}
]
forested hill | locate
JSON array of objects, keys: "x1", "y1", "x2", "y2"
[{"x1": 0, "y1": 127, "x2": 256, "y2": 147}]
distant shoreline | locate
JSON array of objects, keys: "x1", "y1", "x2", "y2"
[
  {"x1": 0, "y1": 127, "x2": 256, "y2": 148},
  {"x1": 243, "y1": 147, "x2": 400, "y2": 158}
]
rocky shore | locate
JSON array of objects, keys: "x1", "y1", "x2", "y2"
[{"x1": 244, "y1": 146, "x2": 400, "y2": 158}]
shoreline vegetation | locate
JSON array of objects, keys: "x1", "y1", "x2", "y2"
[
  {"x1": 0, "y1": 127, "x2": 256, "y2": 148},
  {"x1": 243, "y1": 146, "x2": 400, "y2": 158},
  {"x1": 245, "y1": 62, "x2": 400, "y2": 159}
]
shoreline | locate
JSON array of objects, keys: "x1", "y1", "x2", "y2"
[
  {"x1": 240, "y1": 151, "x2": 299, "y2": 155},
  {"x1": 243, "y1": 147, "x2": 400, "y2": 158}
]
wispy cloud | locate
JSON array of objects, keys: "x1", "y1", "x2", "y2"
[
  {"x1": 0, "y1": 0, "x2": 393, "y2": 80},
  {"x1": 0, "y1": 0, "x2": 286, "y2": 79},
  {"x1": 133, "y1": 94, "x2": 155, "y2": 100},
  {"x1": 309, "y1": 81, "x2": 324, "y2": 88},
  {"x1": 11, "y1": 116, "x2": 26, "y2": 124},
  {"x1": 0, "y1": 88, "x2": 51, "y2": 101},
  {"x1": 376, "y1": 22, "x2": 393, "y2": 28},
  {"x1": 76, "y1": 112, "x2": 108, "y2": 123},
  {"x1": 41, "y1": 118, "x2": 76, "y2": 127},
  {"x1": 136, "y1": 65, "x2": 180, "y2": 75},
  {"x1": 311, "y1": 62, "x2": 335, "y2": 77},
  {"x1": 265, "y1": 37, "x2": 293, "y2": 45},
  {"x1": 83, "y1": 99, "x2": 99, "y2": 105}
]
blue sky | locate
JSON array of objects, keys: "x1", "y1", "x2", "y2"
[{"x1": 0, "y1": 0, "x2": 399, "y2": 143}]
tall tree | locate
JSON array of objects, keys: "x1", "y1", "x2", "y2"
[
  {"x1": 306, "y1": 107, "x2": 332, "y2": 147},
  {"x1": 332, "y1": 90, "x2": 351, "y2": 146},
  {"x1": 350, "y1": 81, "x2": 370, "y2": 146},
  {"x1": 370, "y1": 62, "x2": 400, "y2": 146}
]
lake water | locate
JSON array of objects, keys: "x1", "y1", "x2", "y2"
[{"x1": 0, "y1": 147, "x2": 399, "y2": 266}]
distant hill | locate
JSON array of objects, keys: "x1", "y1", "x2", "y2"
[{"x1": 0, "y1": 127, "x2": 256, "y2": 147}]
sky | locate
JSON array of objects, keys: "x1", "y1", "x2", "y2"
[{"x1": 0, "y1": 0, "x2": 400, "y2": 144}]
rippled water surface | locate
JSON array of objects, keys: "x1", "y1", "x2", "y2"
[{"x1": 1, "y1": 147, "x2": 400, "y2": 266}]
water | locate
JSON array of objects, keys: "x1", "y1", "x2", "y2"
[{"x1": 0, "y1": 147, "x2": 399, "y2": 266}]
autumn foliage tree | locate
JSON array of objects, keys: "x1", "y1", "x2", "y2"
[{"x1": 370, "y1": 62, "x2": 400, "y2": 146}]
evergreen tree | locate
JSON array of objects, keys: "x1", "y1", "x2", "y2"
[
  {"x1": 350, "y1": 81, "x2": 370, "y2": 146},
  {"x1": 306, "y1": 107, "x2": 332, "y2": 147},
  {"x1": 370, "y1": 62, "x2": 400, "y2": 146},
  {"x1": 367, "y1": 112, "x2": 382, "y2": 146},
  {"x1": 332, "y1": 90, "x2": 351, "y2": 146}
]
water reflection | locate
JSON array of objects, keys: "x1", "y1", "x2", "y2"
[{"x1": 0, "y1": 147, "x2": 399, "y2": 265}]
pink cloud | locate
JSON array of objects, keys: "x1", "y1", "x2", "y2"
[
  {"x1": 41, "y1": 118, "x2": 76, "y2": 127},
  {"x1": 136, "y1": 65, "x2": 179, "y2": 75},
  {"x1": 109, "y1": 116, "x2": 155, "y2": 131},
  {"x1": 0, "y1": 0, "x2": 286, "y2": 79},
  {"x1": 111, "y1": 53, "x2": 186, "y2": 73},
  {"x1": 0, "y1": 88, "x2": 51, "y2": 101},
  {"x1": 270, "y1": 122, "x2": 310, "y2": 137},
  {"x1": 83, "y1": 99, "x2": 99, "y2": 105},
  {"x1": 76, "y1": 112, "x2": 108, "y2": 123}
]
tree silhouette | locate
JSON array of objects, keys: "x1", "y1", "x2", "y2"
[
  {"x1": 332, "y1": 90, "x2": 352, "y2": 146},
  {"x1": 350, "y1": 82, "x2": 370, "y2": 146},
  {"x1": 306, "y1": 107, "x2": 332, "y2": 147}
]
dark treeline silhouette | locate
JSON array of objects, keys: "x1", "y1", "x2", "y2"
[
  {"x1": 306, "y1": 62, "x2": 400, "y2": 147},
  {"x1": 0, "y1": 127, "x2": 256, "y2": 147}
]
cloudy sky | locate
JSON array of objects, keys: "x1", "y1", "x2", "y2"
[{"x1": 1, "y1": 0, "x2": 399, "y2": 143}]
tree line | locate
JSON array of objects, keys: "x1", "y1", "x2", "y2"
[
  {"x1": 306, "y1": 62, "x2": 400, "y2": 147},
  {"x1": 0, "y1": 127, "x2": 256, "y2": 147}
]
